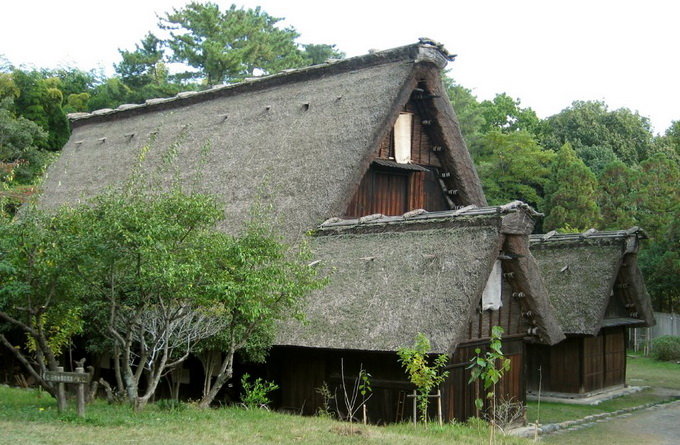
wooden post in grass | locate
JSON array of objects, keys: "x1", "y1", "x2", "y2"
[
  {"x1": 407, "y1": 390, "x2": 443, "y2": 425},
  {"x1": 75, "y1": 367, "x2": 86, "y2": 417},
  {"x1": 56, "y1": 367, "x2": 66, "y2": 413},
  {"x1": 44, "y1": 368, "x2": 90, "y2": 417},
  {"x1": 437, "y1": 389, "x2": 442, "y2": 426},
  {"x1": 411, "y1": 390, "x2": 417, "y2": 425}
]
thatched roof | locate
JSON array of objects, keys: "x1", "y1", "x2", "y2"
[
  {"x1": 277, "y1": 203, "x2": 547, "y2": 353},
  {"x1": 39, "y1": 41, "x2": 485, "y2": 241},
  {"x1": 529, "y1": 228, "x2": 655, "y2": 335}
]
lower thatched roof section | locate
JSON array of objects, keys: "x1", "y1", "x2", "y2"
[
  {"x1": 530, "y1": 229, "x2": 654, "y2": 335},
  {"x1": 530, "y1": 242, "x2": 622, "y2": 335},
  {"x1": 276, "y1": 215, "x2": 502, "y2": 353}
]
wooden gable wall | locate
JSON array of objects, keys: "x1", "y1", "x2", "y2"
[{"x1": 344, "y1": 89, "x2": 454, "y2": 218}]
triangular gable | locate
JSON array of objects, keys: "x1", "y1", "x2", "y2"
[{"x1": 342, "y1": 73, "x2": 486, "y2": 219}]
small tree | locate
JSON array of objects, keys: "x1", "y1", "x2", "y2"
[
  {"x1": 196, "y1": 215, "x2": 324, "y2": 408},
  {"x1": 397, "y1": 333, "x2": 449, "y2": 424},
  {"x1": 337, "y1": 359, "x2": 372, "y2": 426},
  {"x1": 0, "y1": 206, "x2": 89, "y2": 397},
  {"x1": 467, "y1": 326, "x2": 511, "y2": 443},
  {"x1": 72, "y1": 189, "x2": 230, "y2": 410}
]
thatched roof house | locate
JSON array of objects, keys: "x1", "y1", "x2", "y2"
[
  {"x1": 37, "y1": 40, "x2": 542, "y2": 420},
  {"x1": 526, "y1": 228, "x2": 655, "y2": 397},
  {"x1": 32, "y1": 37, "x2": 656, "y2": 415},
  {"x1": 39, "y1": 40, "x2": 485, "y2": 241},
  {"x1": 272, "y1": 202, "x2": 564, "y2": 421}
]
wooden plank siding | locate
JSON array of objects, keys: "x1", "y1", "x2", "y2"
[
  {"x1": 443, "y1": 339, "x2": 525, "y2": 421},
  {"x1": 267, "y1": 340, "x2": 526, "y2": 424},
  {"x1": 603, "y1": 327, "x2": 626, "y2": 388},
  {"x1": 344, "y1": 167, "x2": 448, "y2": 217},
  {"x1": 526, "y1": 326, "x2": 627, "y2": 395},
  {"x1": 345, "y1": 97, "x2": 449, "y2": 218},
  {"x1": 467, "y1": 281, "x2": 529, "y2": 341},
  {"x1": 583, "y1": 335, "x2": 604, "y2": 392}
]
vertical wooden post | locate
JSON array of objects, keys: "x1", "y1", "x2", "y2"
[
  {"x1": 56, "y1": 366, "x2": 66, "y2": 413},
  {"x1": 437, "y1": 389, "x2": 443, "y2": 426},
  {"x1": 412, "y1": 390, "x2": 417, "y2": 425},
  {"x1": 474, "y1": 380, "x2": 480, "y2": 418},
  {"x1": 76, "y1": 367, "x2": 86, "y2": 417}
]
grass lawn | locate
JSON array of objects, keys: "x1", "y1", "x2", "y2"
[
  {"x1": 627, "y1": 353, "x2": 680, "y2": 389},
  {"x1": 0, "y1": 386, "x2": 528, "y2": 445},
  {"x1": 525, "y1": 352, "x2": 680, "y2": 425}
]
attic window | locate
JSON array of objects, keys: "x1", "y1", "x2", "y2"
[{"x1": 394, "y1": 112, "x2": 413, "y2": 164}]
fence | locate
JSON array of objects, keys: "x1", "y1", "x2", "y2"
[{"x1": 629, "y1": 312, "x2": 679, "y2": 354}]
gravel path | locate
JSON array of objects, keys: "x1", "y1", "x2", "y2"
[{"x1": 544, "y1": 400, "x2": 680, "y2": 445}]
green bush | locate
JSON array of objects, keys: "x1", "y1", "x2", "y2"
[
  {"x1": 240, "y1": 373, "x2": 279, "y2": 409},
  {"x1": 651, "y1": 335, "x2": 680, "y2": 361}
]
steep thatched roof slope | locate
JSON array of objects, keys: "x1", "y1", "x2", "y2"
[
  {"x1": 276, "y1": 206, "x2": 541, "y2": 354},
  {"x1": 39, "y1": 41, "x2": 485, "y2": 240},
  {"x1": 529, "y1": 228, "x2": 654, "y2": 335}
]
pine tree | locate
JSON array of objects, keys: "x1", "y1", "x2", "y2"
[
  {"x1": 544, "y1": 143, "x2": 601, "y2": 231},
  {"x1": 598, "y1": 160, "x2": 639, "y2": 229}
]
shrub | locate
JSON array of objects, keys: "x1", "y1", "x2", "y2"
[
  {"x1": 240, "y1": 373, "x2": 279, "y2": 409},
  {"x1": 651, "y1": 335, "x2": 680, "y2": 361}
]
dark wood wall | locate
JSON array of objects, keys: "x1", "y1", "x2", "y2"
[
  {"x1": 443, "y1": 338, "x2": 525, "y2": 421},
  {"x1": 344, "y1": 97, "x2": 451, "y2": 218},
  {"x1": 466, "y1": 281, "x2": 529, "y2": 342},
  {"x1": 526, "y1": 326, "x2": 626, "y2": 395},
  {"x1": 266, "y1": 338, "x2": 526, "y2": 424},
  {"x1": 344, "y1": 168, "x2": 448, "y2": 217}
]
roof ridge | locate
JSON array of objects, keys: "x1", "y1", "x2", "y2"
[
  {"x1": 318, "y1": 201, "x2": 538, "y2": 230},
  {"x1": 529, "y1": 226, "x2": 647, "y2": 243},
  {"x1": 68, "y1": 40, "x2": 454, "y2": 125}
]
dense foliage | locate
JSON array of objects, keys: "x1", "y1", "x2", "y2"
[
  {"x1": 448, "y1": 82, "x2": 680, "y2": 312},
  {"x1": 651, "y1": 335, "x2": 680, "y2": 362},
  {"x1": 0, "y1": 188, "x2": 323, "y2": 409}
]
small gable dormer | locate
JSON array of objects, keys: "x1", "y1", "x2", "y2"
[{"x1": 344, "y1": 84, "x2": 460, "y2": 218}]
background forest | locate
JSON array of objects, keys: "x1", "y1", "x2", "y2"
[{"x1": 1, "y1": 2, "x2": 677, "y2": 312}]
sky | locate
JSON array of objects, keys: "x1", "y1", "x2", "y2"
[{"x1": 1, "y1": 0, "x2": 678, "y2": 133}]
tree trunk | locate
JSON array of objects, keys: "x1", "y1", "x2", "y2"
[
  {"x1": 0, "y1": 333, "x2": 56, "y2": 397},
  {"x1": 198, "y1": 350, "x2": 235, "y2": 408}
]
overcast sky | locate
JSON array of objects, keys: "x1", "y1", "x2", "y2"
[{"x1": 2, "y1": 0, "x2": 678, "y2": 133}]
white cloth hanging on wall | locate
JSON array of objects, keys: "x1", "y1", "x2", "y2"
[
  {"x1": 394, "y1": 112, "x2": 412, "y2": 164},
  {"x1": 482, "y1": 260, "x2": 503, "y2": 311}
]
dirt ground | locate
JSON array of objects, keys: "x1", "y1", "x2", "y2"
[{"x1": 544, "y1": 400, "x2": 680, "y2": 445}]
